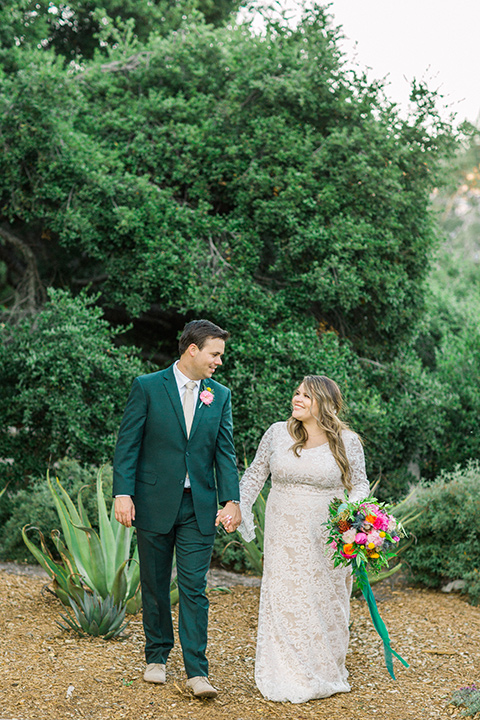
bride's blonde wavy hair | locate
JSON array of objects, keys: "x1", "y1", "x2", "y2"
[{"x1": 287, "y1": 375, "x2": 357, "y2": 491}]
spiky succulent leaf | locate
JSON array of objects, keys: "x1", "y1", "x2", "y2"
[
  {"x1": 95, "y1": 468, "x2": 116, "y2": 588},
  {"x1": 47, "y1": 474, "x2": 92, "y2": 581},
  {"x1": 22, "y1": 526, "x2": 71, "y2": 587},
  {"x1": 110, "y1": 560, "x2": 128, "y2": 607},
  {"x1": 77, "y1": 485, "x2": 93, "y2": 528},
  {"x1": 126, "y1": 588, "x2": 142, "y2": 614},
  {"x1": 72, "y1": 525, "x2": 109, "y2": 597},
  {"x1": 56, "y1": 613, "x2": 86, "y2": 636}
]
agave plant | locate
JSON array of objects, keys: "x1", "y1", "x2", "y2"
[
  {"x1": 57, "y1": 589, "x2": 130, "y2": 640},
  {"x1": 22, "y1": 466, "x2": 142, "y2": 614}
]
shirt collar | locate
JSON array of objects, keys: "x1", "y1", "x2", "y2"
[{"x1": 173, "y1": 361, "x2": 201, "y2": 391}]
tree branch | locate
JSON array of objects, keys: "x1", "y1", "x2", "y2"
[
  {"x1": 100, "y1": 52, "x2": 153, "y2": 74},
  {"x1": 0, "y1": 226, "x2": 46, "y2": 316}
]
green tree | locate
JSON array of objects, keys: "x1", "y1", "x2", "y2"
[
  {"x1": 413, "y1": 129, "x2": 480, "y2": 477},
  {"x1": 0, "y1": 9, "x2": 456, "y2": 355}
]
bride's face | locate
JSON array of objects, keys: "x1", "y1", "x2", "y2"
[{"x1": 291, "y1": 383, "x2": 319, "y2": 423}]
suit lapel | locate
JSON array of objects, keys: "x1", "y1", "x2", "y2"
[{"x1": 163, "y1": 365, "x2": 188, "y2": 438}]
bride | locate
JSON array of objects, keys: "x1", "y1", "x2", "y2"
[{"x1": 238, "y1": 375, "x2": 369, "y2": 703}]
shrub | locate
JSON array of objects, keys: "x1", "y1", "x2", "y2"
[
  {"x1": 449, "y1": 685, "x2": 480, "y2": 717},
  {"x1": 401, "y1": 461, "x2": 480, "y2": 603},
  {"x1": 0, "y1": 288, "x2": 146, "y2": 488}
]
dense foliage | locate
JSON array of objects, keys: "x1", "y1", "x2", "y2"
[
  {"x1": 401, "y1": 462, "x2": 480, "y2": 605},
  {"x1": 0, "y1": 0, "x2": 242, "y2": 61}
]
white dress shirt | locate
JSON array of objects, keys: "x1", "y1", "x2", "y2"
[{"x1": 173, "y1": 362, "x2": 201, "y2": 488}]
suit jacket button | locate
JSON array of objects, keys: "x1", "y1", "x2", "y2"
[{"x1": 186, "y1": 451, "x2": 190, "y2": 456}]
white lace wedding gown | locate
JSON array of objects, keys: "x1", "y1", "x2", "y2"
[{"x1": 238, "y1": 422, "x2": 369, "y2": 704}]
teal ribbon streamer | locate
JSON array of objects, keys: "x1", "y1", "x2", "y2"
[{"x1": 353, "y1": 562, "x2": 409, "y2": 680}]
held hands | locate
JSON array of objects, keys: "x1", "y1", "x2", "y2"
[
  {"x1": 114, "y1": 496, "x2": 136, "y2": 528},
  {"x1": 115, "y1": 496, "x2": 240, "y2": 532},
  {"x1": 215, "y1": 501, "x2": 242, "y2": 533}
]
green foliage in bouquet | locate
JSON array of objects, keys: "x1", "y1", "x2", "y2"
[
  {"x1": 400, "y1": 461, "x2": 480, "y2": 604},
  {"x1": 22, "y1": 467, "x2": 142, "y2": 614},
  {"x1": 57, "y1": 590, "x2": 130, "y2": 640}
]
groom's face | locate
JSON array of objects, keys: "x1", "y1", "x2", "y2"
[{"x1": 191, "y1": 337, "x2": 225, "y2": 380}]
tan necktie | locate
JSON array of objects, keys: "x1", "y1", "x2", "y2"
[{"x1": 183, "y1": 380, "x2": 196, "y2": 436}]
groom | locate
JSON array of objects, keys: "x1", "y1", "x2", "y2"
[{"x1": 113, "y1": 319, "x2": 241, "y2": 698}]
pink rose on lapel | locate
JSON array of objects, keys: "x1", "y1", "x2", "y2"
[{"x1": 200, "y1": 388, "x2": 214, "y2": 406}]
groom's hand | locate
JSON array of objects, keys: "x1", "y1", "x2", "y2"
[
  {"x1": 215, "y1": 501, "x2": 241, "y2": 533},
  {"x1": 115, "y1": 496, "x2": 136, "y2": 527}
]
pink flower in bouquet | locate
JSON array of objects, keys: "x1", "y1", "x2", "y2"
[
  {"x1": 373, "y1": 514, "x2": 389, "y2": 531},
  {"x1": 327, "y1": 496, "x2": 405, "y2": 568},
  {"x1": 200, "y1": 389, "x2": 214, "y2": 405},
  {"x1": 367, "y1": 531, "x2": 383, "y2": 547},
  {"x1": 342, "y1": 529, "x2": 357, "y2": 544},
  {"x1": 355, "y1": 532, "x2": 368, "y2": 545}
]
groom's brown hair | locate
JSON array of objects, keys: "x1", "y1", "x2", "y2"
[{"x1": 178, "y1": 319, "x2": 229, "y2": 355}]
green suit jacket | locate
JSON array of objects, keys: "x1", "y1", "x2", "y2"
[{"x1": 112, "y1": 364, "x2": 239, "y2": 535}]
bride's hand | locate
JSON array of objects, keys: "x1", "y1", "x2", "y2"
[{"x1": 215, "y1": 502, "x2": 242, "y2": 533}]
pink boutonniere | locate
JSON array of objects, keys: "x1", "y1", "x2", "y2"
[{"x1": 200, "y1": 387, "x2": 214, "y2": 406}]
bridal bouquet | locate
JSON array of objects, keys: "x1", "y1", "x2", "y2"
[
  {"x1": 326, "y1": 495, "x2": 409, "y2": 680},
  {"x1": 326, "y1": 496, "x2": 405, "y2": 574}
]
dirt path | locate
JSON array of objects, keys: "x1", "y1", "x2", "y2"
[{"x1": 0, "y1": 568, "x2": 478, "y2": 720}]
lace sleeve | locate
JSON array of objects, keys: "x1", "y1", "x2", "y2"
[
  {"x1": 237, "y1": 424, "x2": 276, "y2": 542},
  {"x1": 344, "y1": 432, "x2": 370, "y2": 503}
]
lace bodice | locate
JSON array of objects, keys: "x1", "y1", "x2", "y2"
[{"x1": 239, "y1": 422, "x2": 369, "y2": 542}]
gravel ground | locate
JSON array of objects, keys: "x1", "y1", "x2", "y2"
[{"x1": 0, "y1": 565, "x2": 479, "y2": 720}]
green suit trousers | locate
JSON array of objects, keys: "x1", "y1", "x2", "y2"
[{"x1": 136, "y1": 491, "x2": 216, "y2": 677}]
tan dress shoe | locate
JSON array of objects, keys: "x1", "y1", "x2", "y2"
[
  {"x1": 186, "y1": 676, "x2": 218, "y2": 698},
  {"x1": 143, "y1": 663, "x2": 166, "y2": 684}
]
